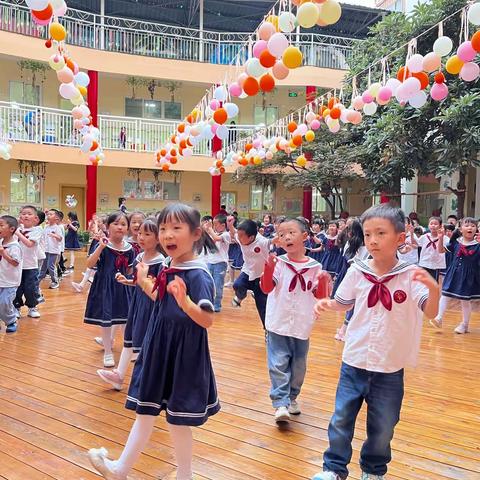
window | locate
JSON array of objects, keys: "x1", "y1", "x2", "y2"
[
  {"x1": 250, "y1": 185, "x2": 274, "y2": 212},
  {"x1": 313, "y1": 188, "x2": 343, "y2": 216},
  {"x1": 123, "y1": 179, "x2": 179, "y2": 200},
  {"x1": 163, "y1": 101, "x2": 182, "y2": 120},
  {"x1": 10, "y1": 81, "x2": 41, "y2": 105},
  {"x1": 10, "y1": 173, "x2": 42, "y2": 206},
  {"x1": 254, "y1": 106, "x2": 278, "y2": 127},
  {"x1": 221, "y1": 192, "x2": 237, "y2": 212},
  {"x1": 125, "y1": 98, "x2": 181, "y2": 120}
]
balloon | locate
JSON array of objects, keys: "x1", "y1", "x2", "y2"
[
  {"x1": 258, "y1": 22, "x2": 276, "y2": 41},
  {"x1": 460, "y1": 62, "x2": 480, "y2": 82},
  {"x1": 253, "y1": 40, "x2": 268, "y2": 59},
  {"x1": 468, "y1": 3, "x2": 480, "y2": 25},
  {"x1": 282, "y1": 46, "x2": 303, "y2": 69},
  {"x1": 224, "y1": 102, "x2": 239, "y2": 118},
  {"x1": 409, "y1": 90, "x2": 427, "y2": 108},
  {"x1": 56, "y1": 66, "x2": 73, "y2": 83},
  {"x1": 310, "y1": 119, "x2": 321, "y2": 130},
  {"x1": 32, "y1": 4, "x2": 53, "y2": 20},
  {"x1": 272, "y1": 61, "x2": 289, "y2": 80},
  {"x1": 385, "y1": 78, "x2": 401, "y2": 93},
  {"x1": 266, "y1": 15, "x2": 279, "y2": 31},
  {"x1": 229, "y1": 83, "x2": 242, "y2": 97},
  {"x1": 397, "y1": 66, "x2": 411, "y2": 81},
  {"x1": 279, "y1": 11, "x2": 296, "y2": 33},
  {"x1": 395, "y1": 84, "x2": 410, "y2": 104},
  {"x1": 422, "y1": 52, "x2": 441, "y2": 73},
  {"x1": 70, "y1": 94, "x2": 84, "y2": 106},
  {"x1": 79, "y1": 104, "x2": 91, "y2": 117},
  {"x1": 433, "y1": 36, "x2": 453, "y2": 57},
  {"x1": 78, "y1": 86, "x2": 88, "y2": 97},
  {"x1": 329, "y1": 122, "x2": 341, "y2": 133},
  {"x1": 267, "y1": 33, "x2": 289, "y2": 58},
  {"x1": 434, "y1": 71, "x2": 445, "y2": 84},
  {"x1": 245, "y1": 58, "x2": 267, "y2": 77},
  {"x1": 213, "y1": 108, "x2": 228, "y2": 125},
  {"x1": 319, "y1": 0, "x2": 342, "y2": 26},
  {"x1": 213, "y1": 86, "x2": 227, "y2": 102},
  {"x1": 59, "y1": 82, "x2": 79, "y2": 100},
  {"x1": 305, "y1": 130, "x2": 315, "y2": 142},
  {"x1": 368, "y1": 82, "x2": 381, "y2": 97},
  {"x1": 26, "y1": 0, "x2": 49, "y2": 10},
  {"x1": 407, "y1": 54, "x2": 424, "y2": 74},
  {"x1": 31, "y1": 12, "x2": 51, "y2": 26},
  {"x1": 259, "y1": 49, "x2": 277, "y2": 68},
  {"x1": 53, "y1": 1, "x2": 67, "y2": 17},
  {"x1": 297, "y1": 2, "x2": 320, "y2": 28},
  {"x1": 472, "y1": 31, "x2": 480, "y2": 53},
  {"x1": 412, "y1": 71, "x2": 429, "y2": 90},
  {"x1": 75, "y1": 71, "x2": 90, "y2": 87},
  {"x1": 49, "y1": 22, "x2": 66, "y2": 41},
  {"x1": 403, "y1": 77, "x2": 421, "y2": 96},
  {"x1": 457, "y1": 41, "x2": 477, "y2": 62},
  {"x1": 445, "y1": 55, "x2": 464, "y2": 75},
  {"x1": 209, "y1": 99, "x2": 220, "y2": 111},
  {"x1": 296, "y1": 155, "x2": 307, "y2": 167},
  {"x1": 377, "y1": 87, "x2": 392, "y2": 102},
  {"x1": 243, "y1": 77, "x2": 260, "y2": 96},
  {"x1": 259, "y1": 73, "x2": 275, "y2": 92},
  {"x1": 352, "y1": 96, "x2": 364, "y2": 110},
  {"x1": 363, "y1": 102, "x2": 377, "y2": 116},
  {"x1": 362, "y1": 91, "x2": 374, "y2": 104},
  {"x1": 288, "y1": 122, "x2": 297, "y2": 133},
  {"x1": 330, "y1": 107, "x2": 341, "y2": 120},
  {"x1": 72, "y1": 107, "x2": 83, "y2": 119},
  {"x1": 430, "y1": 82, "x2": 448, "y2": 101},
  {"x1": 297, "y1": 123, "x2": 308, "y2": 135},
  {"x1": 216, "y1": 125, "x2": 229, "y2": 140}
]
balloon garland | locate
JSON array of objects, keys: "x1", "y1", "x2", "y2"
[
  {"x1": 0, "y1": 141, "x2": 13, "y2": 160},
  {"x1": 154, "y1": 0, "x2": 343, "y2": 175},
  {"x1": 24, "y1": 0, "x2": 105, "y2": 166}
]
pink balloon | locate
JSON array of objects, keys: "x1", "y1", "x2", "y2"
[
  {"x1": 422, "y1": 52, "x2": 441, "y2": 73},
  {"x1": 272, "y1": 61, "x2": 289, "y2": 80},
  {"x1": 73, "y1": 119, "x2": 83, "y2": 130},
  {"x1": 310, "y1": 119, "x2": 321, "y2": 130},
  {"x1": 403, "y1": 77, "x2": 421, "y2": 96},
  {"x1": 211, "y1": 124, "x2": 218, "y2": 134},
  {"x1": 460, "y1": 62, "x2": 480, "y2": 82},
  {"x1": 430, "y1": 82, "x2": 448, "y2": 101},
  {"x1": 267, "y1": 33, "x2": 289, "y2": 58},
  {"x1": 229, "y1": 83, "x2": 242, "y2": 97},
  {"x1": 253, "y1": 40, "x2": 268, "y2": 58},
  {"x1": 377, "y1": 87, "x2": 392, "y2": 102},
  {"x1": 258, "y1": 22, "x2": 276, "y2": 41},
  {"x1": 210, "y1": 100, "x2": 220, "y2": 110},
  {"x1": 72, "y1": 107, "x2": 83, "y2": 119},
  {"x1": 362, "y1": 91, "x2": 374, "y2": 104},
  {"x1": 54, "y1": 2, "x2": 68, "y2": 17},
  {"x1": 266, "y1": 151, "x2": 273, "y2": 160},
  {"x1": 57, "y1": 67, "x2": 73, "y2": 83},
  {"x1": 352, "y1": 96, "x2": 364, "y2": 110},
  {"x1": 457, "y1": 41, "x2": 477, "y2": 63},
  {"x1": 31, "y1": 12, "x2": 51, "y2": 26},
  {"x1": 59, "y1": 82, "x2": 79, "y2": 100},
  {"x1": 237, "y1": 73, "x2": 248, "y2": 87}
]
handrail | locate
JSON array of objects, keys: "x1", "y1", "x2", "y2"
[
  {"x1": 0, "y1": 0, "x2": 358, "y2": 70},
  {"x1": 0, "y1": 101, "x2": 256, "y2": 155}
]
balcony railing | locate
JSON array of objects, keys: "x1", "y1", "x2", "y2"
[
  {"x1": 0, "y1": 101, "x2": 256, "y2": 156},
  {"x1": 0, "y1": 0, "x2": 357, "y2": 70}
]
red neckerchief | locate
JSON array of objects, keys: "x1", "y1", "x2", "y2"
[
  {"x1": 457, "y1": 244, "x2": 476, "y2": 257},
  {"x1": 426, "y1": 235, "x2": 438, "y2": 250},
  {"x1": 285, "y1": 262, "x2": 310, "y2": 292},
  {"x1": 130, "y1": 242, "x2": 142, "y2": 256},
  {"x1": 363, "y1": 272, "x2": 396, "y2": 311},
  {"x1": 152, "y1": 267, "x2": 182, "y2": 300},
  {"x1": 326, "y1": 239, "x2": 336, "y2": 250},
  {"x1": 112, "y1": 250, "x2": 129, "y2": 273}
]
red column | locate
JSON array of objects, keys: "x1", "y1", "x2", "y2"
[
  {"x1": 86, "y1": 70, "x2": 98, "y2": 222},
  {"x1": 211, "y1": 135, "x2": 222, "y2": 217},
  {"x1": 302, "y1": 89, "x2": 316, "y2": 222}
]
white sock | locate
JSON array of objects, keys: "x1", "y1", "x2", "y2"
[
  {"x1": 107, "y1": 414, "x2": 156, "y2": 475},
  {"x1": 70, "y1": 251, "x2": 75, "y2": 267},
  {"x1": 168, "y1": 424, "x2": 193, "y2": 480},
  {"x1": 79, "y1": 268, "x2": 93, "y2": 287},
  {"x1": 117, "y1": 347, "x2": 133, "y2": 380},
  {"x1": 461, "y1": 300, "x2": 472, "y2": 327},
  {"x1": 437, "y1": 295, "x2": 450, "y2": 320},
  {"x1": 102, "y1": 327, "x2": 113, "y2": 356}
]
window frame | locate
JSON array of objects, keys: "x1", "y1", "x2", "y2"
[
  {"x1": 122, "y1": 178, "x2": 180, "y2": 201},
  {"x1": 10, "y1": 173, "x2": 43, "y2": 211}
]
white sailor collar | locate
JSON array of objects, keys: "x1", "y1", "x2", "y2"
[
  {"x1": 136, "y1": 252, "x2": 165, "y2": 265},
  {"x1": 325, "y1": 234, "x2": 338, "y2": 241},
  {"x1": 457, "y1": 238, "x2": 478, "y2": 247},
  {"x1": 352, "y1": 258, "x2": 417, "y2": 280},
  {"x1": 163, "y1": 256, "x2": 211, "y2": 275},
  {"x1": 277, "y1": 254, "x2": 320, "y2": 270},
  {"x1": 106, "y1": 240, "x2": 133, "y2": 252}
]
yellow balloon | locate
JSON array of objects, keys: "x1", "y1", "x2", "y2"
[
  {"x1": 296, "y1": 155, "x2": 307, "y2": 167},
  {"x1": 305, "y1": 130, "x2": 315, "y2": 142},
  {"x1": 319, "y1": 0, "x2": 342, "y2": 26},
  {"x1": 78, "y1": 86, "x2": 88, "y2": 97},
  {"x1": 49, "y1": 54, "x2": 65, "y2": 71},
  {"x1": 445, "y1": 55, "x2": 464, "y2": 75},
  {"x1": 70, "y1": 94, "x2": 84, "y2": 106},
  {"x1": 49, "y1": 22, "x2": 66, "y2": 42},
  {"x1": 322, "y1": 108, "x2": 331, "y2": 119},
  {"x1": 282, "y1": 46, "x2": 303, "y2": 69},
  {"x1": 297, "y1": 2, "x2": 320, "y2": 29},
  {"x1": 266, "y1": 15, "x2": 279, "y2": 31},
  {"x1": 253, "y1": 156, "x2": 262, "y2": 165}
]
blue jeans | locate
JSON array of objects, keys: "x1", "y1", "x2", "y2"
[
  {"x1": 324, "y1": 363, "x2": 404, "y2": 479},
  {"x1": 233, "y1": 272, "x2": 267, "y2": 328},
  {"x1": 0, "y1": 287, "x2": 17, "y2": 326},
  {"x1": 267, "y1": 331, "x2": 309, "y2": 408},
  {"x1": 14, "y1": 268, "x2": 39, "y2": 308},
  {"x1": 39, "y1": 253, "x2": 59, "y2": 283},
  {"x1": 208, "y1": 262, "x2": 227, "y2": 311}
]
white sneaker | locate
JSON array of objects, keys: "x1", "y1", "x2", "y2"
[
  {"x1": 72, "y1": 282, "x2": 83, "y2": 292},
  {"x1": 88, "y1": 448, "x2": 126, "y2": 480},
  {"x1": 97, "y1": 369, "x2": 123, "y2": 391},
  {"x1": 454, "y1": 322, "x2": 469, "y2": 334},
  {"x1": 103, "y1": 354, "x2": 115, "y2": 368},
  {"x1": 288, "y1": 400, "x2": 301, "y2": 415},
  {"x1": 95, "y1": 336, "x2": 104, "y2": 346},
  {"x1": 27, "y1": 308, "x2": 41, "y2": 319},
  {"x1": 311, "y1": 472, "x2": 341, "y2": 480},
  {"x1": 49, "y1": 282, "x2": 60, "y2": 289},
  {"x1": 15, "y1": 308, "x2": 21, "y2": 319},
  {"x1": 429, "y1": 316, "x2": 443, "y2": 329},
  {"x1": 274, "y1": 406, "x2": 290, "y2": 423},
  {"x1": 361, "y1": 473, "x2": 385, "y2": 480},
  {"x1": 231, "y1": 296, "x2": 241, "y2": 308}
]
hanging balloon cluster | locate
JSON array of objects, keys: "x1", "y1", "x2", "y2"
[
  {"x1": 25, "y1": 0, "x2": 105, "y2": 166},
  {"x1": 226, "y1": 2, "x2": 480, "y2": 170},
  {"x1": 0, "y1": 141, "x2": 13, "y2": 160},
  {"x1": 155, "y1": 0, "x2": 342, "y2": 175}
]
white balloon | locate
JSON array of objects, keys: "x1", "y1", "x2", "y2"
[
  {"x1": 363, "y1": 102, "x2": 378, "y2": 116},
  {"x1": 406, "y1": 53, "x2": 424, "y2": 74},
  {"x1": 385, "y1": 78, "x2": 401, "y2": 94},
  {"x1": 279, "y1": 11, "x2": 296, "y2": 33},
  {"x1": 245, "y1": 58, "x2": 267, "y2": 77},
  {"x1": 433, "y1": 36, "x2": 453, "y2": 57},
  {"x1": 26, "y1": 0, "x2": 49, "y2": 10},
  {"x1": 468, "y1": 3, "x2": 480, "y2": 25},
  {"x1": 75, "y1": 72, "x2": 90, "y2": 87},
  {"x1": 409, "y1": 90, "x2": 428, "y2": 108},
  {"x1": 214, "y1": 86, "x2": 227, "y2": 102},
  {"x1": 224, "y1": 102, "x2": 239, "y2": 118},
  {"x1": 50, "y1": 0, "x2": 65, "y2": 8}
]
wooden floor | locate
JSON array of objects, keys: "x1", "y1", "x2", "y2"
[{"x1": 0, "y1": 253, "x2": 479, "y2": 480}]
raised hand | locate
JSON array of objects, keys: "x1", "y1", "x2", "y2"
[{"x1": 167, "y1": 275, "x2": 188, "y2": 310}]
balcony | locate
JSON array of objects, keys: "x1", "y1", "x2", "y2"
[{"x1": 0, "y1": 0, "x2": 357, "y2": 71}]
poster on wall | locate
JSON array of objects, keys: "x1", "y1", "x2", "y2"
[
  {"x1": 47, "y1": 196, "x2": 57, "y2": 206},
  {"x1": 100, "y1": 193, "x2": 109, "y2": 204},
  {"x1": 192, "y1": 193, "x2": 201, "y2": 202}
]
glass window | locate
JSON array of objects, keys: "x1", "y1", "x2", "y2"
[
  {"x1": 10, "y1": 173, "x2": 42, "y2": 205},
  {"x1": 144, "y1": 100, "x2": 162, "y2": 119},
  {"x1": 125, "y1": 98, "x2": 144, "y2": 118},
  {"x1": 250, "y1": 185, "x2": 274, "y2": 212},
  {"x1": 163, "y1": 181, "x2": 180, "y2": 200},
  {"x1": 123, "y1": 179, "x2": 139, "y2": 199},
  {"x1": 125, "y1": 98, "x2": 181, "y2": 119},
  {"x1": 10, "y1": 81, "x2": 40, "y2": 105},
  {"x1": 221, "y1": 192, "x2": 237, "y2": 212},
  {"x1": 164, "y1": 102, "x2": 182, "y2": 120},
  {"x1": 313, "y1": 188, "x2": 343, "y2": 216},
  {"x1": 123, "y1": 179, "x2": 179, "y2": 200}
]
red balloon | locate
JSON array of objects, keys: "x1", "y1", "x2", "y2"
[
  {"x1": 259, "y1": 49, "x2": 276, "y2": 68},
  {"x1": 243, "y1": 77, "x2": 260, "y2": 96},
  {"x1": 412, "y1": 71, "x2": 429, "y2": 90},
  {"x1": 259, "y1": 74, "x2": 275, "y2": 93},
  {"x1": 32, "y1": 4, "x2": 53, "y2": 21}
]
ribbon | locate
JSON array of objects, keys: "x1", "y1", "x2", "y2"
[
  {"x1": 113, "y1": 251, "x2": 129, "y2": 273},
  {"x1": 457, "y1": 244, "x2": 475, "y2": 257},
  {"x1": 130, "y1": 241, "x2": 142, "y2": 256},
  {"x1": 285, "y1": 263, "x2": 309, "y2": 292},
  {"x1": 426, "y1": 235, "x2": 438, "y2": 250},
  {"x1": 363, "y1": 272, "x2": 395, "y2": 311},
  {"x1": 152, "y1": 267, "x2": 182, "y2": 300},
  {"x1": 326, "y1": 239, "x2": 336, "y2": 250}
]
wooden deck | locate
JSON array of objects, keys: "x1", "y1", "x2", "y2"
[{"x1": 0, "y1": 254, "x2": 478, "y2": 480}]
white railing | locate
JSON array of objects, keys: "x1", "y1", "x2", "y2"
[
  {"x1": 0, "y1": 0, "x2": 358, "y2": 70},
  {"x1": 0, "y1": 101, "x2": 257, "y2": 155}
]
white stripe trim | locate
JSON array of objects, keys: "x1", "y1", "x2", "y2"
[
  {"x1": 198, "y1": 299, "x2": 214, "y2": 311},
  {"x1": 126, "y1": 396, "x2": 219, "y2": 417},
  {"x1": 84, "y1": 317, "x2": 127, "y2": 324},
  {"x1": 335, "y1": 294, "x2": 355, "y2": 305}
]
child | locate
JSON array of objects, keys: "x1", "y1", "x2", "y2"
[
  {"x1": 0, "y1": 216, "x2": 23, "y2": 333},
  {"x1": 260, "y1": 217, "x2": 329, "y2": 423},
  {"x1": 14, "y1": 205, "x2": 42, "y2": 318},
  {"x1": 397, "y1": 217, "x2": 419, "y2": 265},
  {"x1": 312, "y1": 205, "x2": 439, "y2": 480},
  {"x1": 262, "y1": 214, "x2": 275, "y2": 238},
  {"x1": 321, "y1": 221, "x2": 342, "y2": 276},
  {"x1": 128, "y1": 211, "x2": 146, "y2": 255},
  {"x1": 38, "y1": 210, "x2": 63, "y2": 289},
  {"x1": 432, "y1": 217, "x2": 480, "y2": 334},
  {"x1": 88, "y1": 204, "x2": 220, "y2": 480},
  {"x1": 413, "y1": 216, "x2": 446, "y2": 281},
  {"x1": 228, "y1": 218, "x2": 270, "y2": 329},
  {"x1": 205, "y1": 214, "x2": 229, "y2": 312},
  {"x1": 308, "y1": 219, "x2": 326, "y2": 264},
  {"x1": 97, "y1": 218, "x2": 165, "y2": 390},
  {"x1": 226, "y1": 215, "x2": 244, "y2": 287},
  {"x1": 35, "y1": 210, "x2": 46, "y2": 304},
  {"x1": 83, "y1": 212, "x2": 135, "y2": 368},
  {"x1": 65, "y1": 211, "x2": 81, "y2": 271},
  {"x1": 440, "y1": 223, "x2": 456, "y2": 276},
  {"x1": 55, "y1": 210, "x2": 68, "y2": 280}
]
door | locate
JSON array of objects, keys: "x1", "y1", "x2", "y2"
[{"x1": 60, "y1": 186, "x2": 86, "y2": 230}]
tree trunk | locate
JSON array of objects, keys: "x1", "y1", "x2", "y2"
[
  {"x1": 456, "y1": 170, "x2": 466, "y2": 219},
  {"x1": 323, "y1": 195, "x2": 336, "y2": 219},
  {"x1": 334, "y1": 186, "x2": 344, "y2": 212}
]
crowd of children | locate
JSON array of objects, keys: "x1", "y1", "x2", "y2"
[{"x1": 1, "y1": 202, "x2": 479, "y2": 480}]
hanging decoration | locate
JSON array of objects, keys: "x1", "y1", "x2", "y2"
[
  {"x1": 65, "y1": 194, "x2": 78, "y2": 208},
  {"x1": 0, "y1": 141, "x2": 13, "y2": 160}
]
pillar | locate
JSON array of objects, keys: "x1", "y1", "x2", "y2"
[
  {"x1": 86, "y1": 70, "x2": 98, "y2": 222},
  {"x1": 211, "y1": 135, "x2": 222, "y2": 216},
  {"x1": 302, "y1": 85, "x2": 316, "y2": 221},
  {"x1": 401, "y1": 175, "x2": 418, "y2": 216}
]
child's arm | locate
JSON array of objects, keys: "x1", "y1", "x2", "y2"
[
  {"x1": 314, "y1": 298, "x2": 353, "y2": 317},
  {"x1": 15, "y1": 229, "x2": 36, "y2": 248},
  {"x1": 167, "y1": 275, "x2": 214, "y2": 328},
  {"x1": 227, "y1": 216, "x2": 236, "y2": 238},
  {"x1": 437, "y1": 228, "x2": 446, "y2": 254},
  {"x1": 0, "y1": 246, "x2": 19, "y2": 267},
  {"x1": 136, "y1": 262, "x2": 158, "y2": 301},
  {"x1": 115, "y1": 273, "x2": 135, "y2": 286},
  {"x1": 412, "y1": 268, "x2": 440, "y2": 319},
  {"x1": 49, "y1": 232, "x2": 63, "y2": 242},
  {"x1": 205, "y1": 226, "x2": 224, "y2": 243},
  {"x1": 68, "y1": 222, "x2": 79, "y2": 232},
  {"x1": 86, "y1": 238, "x2": 108, "y2": 269},
  {"x1": 260, "y1": 254, "x2": 277, "y2": 294}
]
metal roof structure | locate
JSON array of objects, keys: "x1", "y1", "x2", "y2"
[{"x1": 65, "y1": 0, "x2": 386, "y2": 39}]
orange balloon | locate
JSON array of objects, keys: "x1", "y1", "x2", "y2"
[
  {"x1": 213, "y1": 108, "x2": 228, "y2": 125},
  {"x1": 243, "y1": 77, "x2": 260, "y2": 96},
  {"x1": 259, "y1": 49, "x2": 277, "y2": 68},
  {"x1": 259, "y1": 73, "x2": 275, "y2": 92},
  {"x1": 178, "y1": 123, "x2": 185, "y2": 133},
  {"x1": 245, "y1": 143, "x2": 253, "y2": 152},
  {"x1": 170, "y1": 156, "x2": 178, "y2": 164},
  {"x1": 162, "y1": 164, "x2": 170, "y2": 172},
  {"x1": 239, "y1": 158, "x2": 248, "y2": 166},
  {"x1": 292, "y1": 135, "x2": 303, "y2": 147},
  {"x1": 160, "y1": 149, "x2": 167, "y2": 157},
  {"x1": 397, "y1": 66, "x2": 411, "y2": 82},
  {"x1": 32, "y1": 4, "x2": 53, "y2": 20},
  {"x1": 330, "y1": 107, "x2": 341, "y2": 120},
  {"x1": 471, "y1": 31, "x2": 480, "y2": 53},
  {"x1": 179, "y1": 139, "x2": 187, "y2": 149},
  {"x1": 170, "y1": 135, "x2": 177, "y2": 144},
  {"x1": 219, "y1": 167, "x2": 226, "y2": 174},
  {"x1": 216, "y1": 160, "x2": 223, "y2": 168},
  {"x1": 328, "y1": 97, "x2": 339, "y2": 109},
  {"x1": 186, "y1": 115, "x2": 193, "y2": 124},
  {"x1": 288, "y1": 121, "x2": 297, "y2": 133},
  {"x1": 412, "y1": 71, "x2": 429, "y2": 90},
  {"x1": 90, "y1": 141, "x2": 99, "y2": 151},
  {"x1": 170, "y1": 148, "x2": 177, "y2": 157},
  {"x1": 66, "y1": 58, "x2": 76, "y2": 72}
]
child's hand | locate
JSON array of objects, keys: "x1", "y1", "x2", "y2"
[
  {"x1": 271, "y1": 235, "x2": 280, "y2": 247},
  {"x1": 115, "y1": 273, "x2": 129, "y2": 285},
  {"x1": 136, "y1": 262, "x2": 149, "y2": 283},
  {"x1": 266, "y1": 253, "x2": 277, "y2": 270},
  {"x1": 0, "y1": 246, "x2": 4, "y2": 257},
  {"x1": 167, "y1": 275, "x2": 189, "y2": 310},
  {"x1": 227, "y1": 216, "x2": 235, "y2": 227},
  {"x1": 438, "y1": 227, "x2": 445, "y2": 238},
  {"x1": 314, "y1": 298, "x2": 333, "y2": 317},
  {"x1": 412, "y1": 267, "x2": 438, "y2": 290}
]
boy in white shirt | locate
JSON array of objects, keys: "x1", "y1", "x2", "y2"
[
  {"x1": 0, "y1": 216, "x2": 23, "y2": 333},
  {"x1": 38, "y1": 209, "x2": 63, "y2": 289},
  {"x1": 228, "y1": 218, "x2": 269, "y2": 329},
  {"x1": 14, "y1": 205, "x2": 42, "y2": 318},
  {"x1": 312, "y1": 205, "x2": 439, "y2": 480},
  {"x1": 205, "y1": 214, "x2": 231, "y2": 313},
  {"x1": 260, "y1": 218, "x2": 330, "y2": 424}
]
